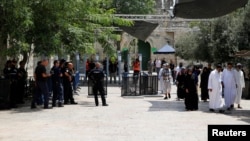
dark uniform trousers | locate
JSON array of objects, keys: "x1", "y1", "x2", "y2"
[
  {"x1": 93, "y1": 82, "x2": 106, "y2": 106},
  {"x1": 9, "y1": 80, "x2": 18, "y2": 107},
  {"x1": 63, "y1": 80, "x2": 74, "y2": 103},
  {"x1": 88, "y1": 68, "x2": 107, "y2": 106},
  {"x1": 52, "y1": 81, "x2": 64, "y2": 105},
  {"x1": 32, "y1": 81, "x2": 49, "y2": 108}
]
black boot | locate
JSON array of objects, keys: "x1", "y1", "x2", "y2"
[
  {"x1": 58, "y1": 102, "x2": 64, "y2": 107},
  {"x1": 52, "y1": 101, "x2": 56, "y2": 107}
]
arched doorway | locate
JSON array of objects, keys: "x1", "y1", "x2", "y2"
[{"x1": 138, "y1": 40, "x2": 151, "y2": 71}]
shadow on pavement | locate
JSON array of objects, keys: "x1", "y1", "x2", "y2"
[
  {"x1": 147, "y1": 100, "x2": 250, "y2": 124},
  {"x1": 78, "y1": 101, "x2": 96, "y2": 107},
  {"x1": 147, "y1": 99, "x2": 187, "y2": 112}
]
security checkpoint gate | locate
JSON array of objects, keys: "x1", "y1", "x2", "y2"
[
  {"x1": 121, "y1": 72, "x2": 158, "y2": 96},
  {"x1": 139, "y1": 72, "x2": 158, "y2": 95},
  {"x1": 121, "y1": 72, "x2": 140, "y2": 96}
]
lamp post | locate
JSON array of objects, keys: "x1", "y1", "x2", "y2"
[
  {"x1": 139, "y1": 53, "x2": 142, "y2": 72},
  {"x1": 127, "y1": 53, "x2": 131, "y2": 72}
]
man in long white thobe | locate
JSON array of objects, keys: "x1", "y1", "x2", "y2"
[
  {"x1": 234, "y1": 63, "x2": 245, "y2": 109},
  {"x1": 208, "y1": 64, "x2": 224, "y2": 112},
  {"x1": 221, "y1": 62, "x2": 237, "y2": 111}
]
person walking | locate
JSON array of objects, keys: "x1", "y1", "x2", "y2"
[
  {"x1": 160, "y1": 63, "x2": 172, "y2": 99},
  {"x1": 221, "y1": 62, "x2": 237, "y2": 111},
  {"x1": 200, "y1": 67, "x2": 210, "y2": 102},
  {"x1": 234, "y1": 63, "x2": 245, "y2": 109},
  {"x1": 184, "y1": 68, "x2": 199, "y2": 111},
  {"x1": 88, "y1": 62, "x2": 108, "y2": 106},
  {"x1": 176, "y1": 67, "x2": 186, "y2": 100},
  {"x1": 207, "y1": 64, "x2": 225, "y2": 113},
  {"x1": 175, "y1": 62, "x2": 183, "y2": 81}
]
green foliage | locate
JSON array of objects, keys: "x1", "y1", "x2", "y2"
[
  {"x1": 0, "y1": 0, "x2": 133, "y2": 59},
  {"x1": 175, "y1": 32, "x2": 198, "y2": 60},
  {"x1": 112, "y1": 0, "x2": 156, "y2": 14},
  {"x1": 175, "y1": 2, "x2": 250, "y2": 64}
]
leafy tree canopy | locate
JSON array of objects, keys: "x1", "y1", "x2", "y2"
[{"x1": 0, "y1": 0, "x2": 133, "y2": 60}]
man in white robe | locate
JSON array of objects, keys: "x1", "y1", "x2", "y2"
[
  {"x1": 208, "y1": 64, "x2": 224, "y2": 112},
  {"x1": 234, "y1": 63, "x2": 245, "y2": 109},
  {"x1": 221, "y1": 62, "x2": 237, "y2": 111}
]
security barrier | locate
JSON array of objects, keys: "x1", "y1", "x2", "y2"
[
  {"x1": 121, "y1": 72, "x2": 140, "y2": 96},
  {"x1": 139, "y1": 72, "x2": 158, "y2": 95},
  {"x1": 121, "y1": 72, "x2": 158, "y2": 96}
]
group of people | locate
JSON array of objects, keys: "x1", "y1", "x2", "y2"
[
  {"x1": 157, "y1": 61, "x2": 200, "y2": 111},
  {"x1": 174, "y1": 62, "x2": 245, "y2": 112},
  {"x1": 153, "y1": 58, "x2": 246, "y2": 112},
  {"x1": 208, "y1": 62, "x2": 245, "y2": 112},
  {"x1": 30, "y1": 59, "x2": 78, "y2": 109},
  {"x1": 2, "y1": 59, "x2": 80, "y2": 109},
  {"x1": 2, "y1": 58, "x2": 108, "y2": 109},
  {"x1": 2, "y1": 56, "x2": 246, "y2": 112},
  {"x1": 148, "y1": 58, "x2": 176, "y2": 80},
  {"x1": 2, "y1": 60, "x2": 27, "y2": 108}
]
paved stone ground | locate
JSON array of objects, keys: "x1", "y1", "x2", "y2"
[{"x1": 0, "y1": 84, "x2": 250, "y2": 141}]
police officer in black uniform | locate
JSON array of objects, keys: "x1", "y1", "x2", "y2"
[
  {"x1": 17, "y1": 61, "x2": 27, "y2": 104},
  {"x1": 3, "y1": 60, "x2": 18, "y2": 108},
  {"x1": 31, "y1": 59, "x2": 52, "y2": 109},
  {"x1": 88, "y1": 62, "x2": 108, "y2": 106},
  {"x1": 51, "y1": 60, "x2": 64, "y2": 107},
  {"x1": 63, "y1": 62, "x2": 77, "y2": 105}
]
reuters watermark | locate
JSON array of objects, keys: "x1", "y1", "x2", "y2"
[{"x1": 208, "y1": 125, "x2": 250, "y2": 140}]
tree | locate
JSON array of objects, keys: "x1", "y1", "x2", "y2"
[
  {"x1": 194, "y1": 22, "x2": 213, "y2": 62},
  {"x1": 0, "y1": 0, "x2": 133, "y2": 67},
  {"x1": 236, "y1": 2, "x2": 250, "y2": 51},
  {"x1": 175, "y1": 31, "x2": 198, "y2": 61},
  {"x1": 211, "y1": 15, "x2": 239, "y2": 63},
  {"x1": 112, "y1": 0, "x2": 156, "y2": 14},
  {"x1": 0, "y1": 0, "x2": 33, "y2": 71}
]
